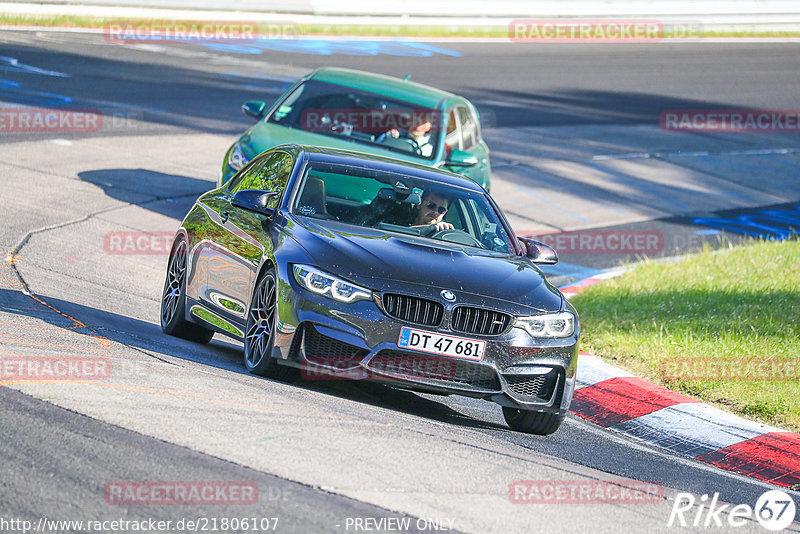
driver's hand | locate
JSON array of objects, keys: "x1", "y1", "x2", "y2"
[{"x1": 433, "y1": 222, "x2": 454, "y2": 231}]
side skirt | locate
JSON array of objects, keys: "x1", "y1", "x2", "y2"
[{"x1": 186, "y1": 299, "x2": 245, "y2": 341}]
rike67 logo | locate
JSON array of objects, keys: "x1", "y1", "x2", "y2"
[{"x1": 668, "y1": 490, "x2": 796, "y2": 531}]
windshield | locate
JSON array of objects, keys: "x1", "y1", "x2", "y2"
[
  {"x1": 268, "y1": 80, "x2": 441, "y2": 160},
  {"x1": 291, "y1": 161, "x2": 514, "y2": 254}
]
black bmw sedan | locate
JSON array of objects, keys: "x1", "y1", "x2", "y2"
[{"x1": 161, "y1": 145, "x2": 579, "y2": 435}]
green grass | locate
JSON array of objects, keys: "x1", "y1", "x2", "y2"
[
  {"x1": 571, "y1": 239, "x2": 800, "y2": 431},
  {"x1": 2, "y1": 14, "x2": 800, "y2": 38}
]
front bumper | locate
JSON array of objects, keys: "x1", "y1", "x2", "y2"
[{"x1": 270, "y1": 266, "x2": 579, "y2": 414}]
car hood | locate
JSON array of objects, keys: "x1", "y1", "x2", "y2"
[
  {"x1": 287, "y1": 217, "x2": 563, "y2": 314},
  {"x1": 245, "y1": 122, "x2": 434, "y2": 167}
]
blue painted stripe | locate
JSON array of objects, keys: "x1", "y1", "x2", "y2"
[{"x1": 196, "y1": 39, "x2": 462, "y2": 57}]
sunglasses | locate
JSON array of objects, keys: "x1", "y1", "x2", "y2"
[{"x1": 425, "y1": 201, "x2": 448, "y2": 215}]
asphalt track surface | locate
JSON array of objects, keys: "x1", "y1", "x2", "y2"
[{"x1": 1, "y1": 31, "x2": 800, "y2": 533}]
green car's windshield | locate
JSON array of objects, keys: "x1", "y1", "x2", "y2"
[
  {"x1": 291, "y1": 161, "x2": 514, "y2": 254},
  {"x1": 268, "y1": 80, "x2": 441, "y2": 161}
]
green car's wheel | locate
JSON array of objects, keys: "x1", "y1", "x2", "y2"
[{"x1": 161, "y1": 238, "x2": 214, "y2": 344}]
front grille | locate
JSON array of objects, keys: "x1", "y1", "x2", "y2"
[
  {"x1": 303, "y1": 325, "x2": 367, "y2": 367},
  {"x1": 381, "y1": 293, "x2": 444, "y2": 327},
  {"x1": 367, "y1": 350, "x2": 500, "y2": 391},
  {"x1": 504, "y1": 371, "x2": 558, "y2": 400},
  {"x1": 451, "y1": 306, "x2": 511, "y2": 336}
]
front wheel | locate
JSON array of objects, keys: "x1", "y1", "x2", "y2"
[
  {"x1": 502, "y1": 407, "x2": 566, "y2": 435},
  {"x1": 161, "y1": 237, "x2": 214, "y2": 344},
  {"x1": 244, "y1": 268, "x2": 298, "y2": 381}
]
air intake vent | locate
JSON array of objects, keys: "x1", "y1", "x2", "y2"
[
  {"x1": 451, "y1": 307, "x2": 511, "y2": 336},
  {"x1": 504, "y1": 371, "x2": 558, "y2": 400},
  {"x1": 303, "y1": 325, "x2": 367, "y2": 367},
  {"x1": 381, "y1": 294, "x2": 444, "y2": 327}
]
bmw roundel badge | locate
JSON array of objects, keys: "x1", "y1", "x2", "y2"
[{"x1": 441, "y1": 290, "x2": 456, "y2": 302}]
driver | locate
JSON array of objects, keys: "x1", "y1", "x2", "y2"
[
  {"x1": 411, "y1": 191, "x2": 454, "y2": 231},
  {"x1": 385, "y1": 116, "x2": 434, "y2": 157}
]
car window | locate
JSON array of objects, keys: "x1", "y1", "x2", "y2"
[
  {"x1": 292, "y1": 161, "x2": 514, "y2": 254},
  {"x1": 442, "y1": 198, "x2": 470, "y2": 231},
  {"x1": 467, "y1": 198, "x2": 508, "y2": 250},
  {"x1": 229, "y1": 151, "x2": 294, "y2": 208},
  {"x1": 445, "y1": 110, "x2": 460, "y2": 150},
  {"x1": 457, "y1": 106, "x2": 477, "y2": 150},
  {"x1": 266, "y1": 79, "x2": 441, "y2": 161},
  {"x1": 307, "y1": 168, "x2": 385, "y2": 205}
]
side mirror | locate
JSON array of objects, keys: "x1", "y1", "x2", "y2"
[
  {"x1": 242, "y1": 101, "x2": 267, "y2": 120},
  {"x1": 232, "y1": 189, "x2": 278, "y2": 217},
  {"x1": 518, "y1": 237, "x2": 558, "y2": 265},
  {"x1": 445, "y1": 149, "x2": 478, "y2": 168}
]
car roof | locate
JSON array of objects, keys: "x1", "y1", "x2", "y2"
[
  {"x1": 307, "y1": 67, "x2": 455, "y2": 110},
  {"x1": 276, "y1": 144, "x2": 484, "y2": 192}
]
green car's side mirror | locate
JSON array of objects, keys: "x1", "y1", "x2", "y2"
[
  {"x1": 242, "y1": 101, "x2": 267, "y2": 120},
  {"x1": 445, "y1": 149, "x2": 479, "y2": 168}
]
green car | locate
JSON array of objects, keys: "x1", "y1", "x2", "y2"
[{"x1": 221, "y1": 67, "x2": 492, "y2": 191}]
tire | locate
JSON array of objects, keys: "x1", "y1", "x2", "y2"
[
  {"x1": 502, "y1": 407, "x2": 566, "y2": 435},
  {"x1": 161, "y1": 237, "x2": 214, "y2": 344},
  {"x1": 244, "y1": 268, "x2": 298, "y2": 382}
]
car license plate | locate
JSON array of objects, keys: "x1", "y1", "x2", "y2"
[{"x1": 398, "y1": 327, "x2": 485, "y2": 361}]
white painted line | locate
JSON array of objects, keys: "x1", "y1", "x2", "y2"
[
  {"x1": 593, "y1": 152, "x2": 652, "y2": 161},
  {"x1": 612, "y1": 402, "x2": 784, "y2": 456},
  {"x1": 592, "y1": 269, "x2": 626, "y2": 280},
  {"x1": 570, "y1": 414, "x2": 786, "y2": 491},
  {"x1": 0, "y1": 55, "x2": 70, "y2": 77},
  {"x1": 575, "y1": 354, "x2": 635, "y2": 389},
  {"x1": 670, "y1": 402, "x2": 786, "y2": 437}
]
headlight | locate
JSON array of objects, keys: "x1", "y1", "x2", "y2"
[
  {"x1": 227, "y1": 143, "x2": 250, "y2": 171},
  {"x1": 516, "y1": 312, "x2": 575, "y2": 338},
  {"x1": 293, "y1": 264, "x2": 372, "y2": 303}
]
